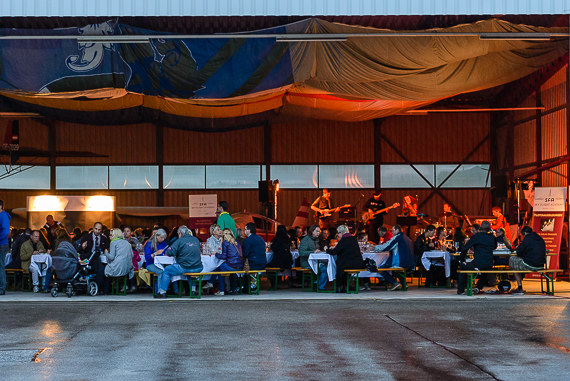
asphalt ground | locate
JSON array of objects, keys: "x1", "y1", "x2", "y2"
[{"x1": 1, "y1": 294, "x2": 569, "y2": 380}]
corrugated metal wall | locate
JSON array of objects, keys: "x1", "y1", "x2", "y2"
[
  {"x1": 513, "y1": 120, "x2": 537, "y2": 170},
  {"x1": 56, "y1": 122, "x2": 156, "y2": 164},
  {"x1": 509, "y1": 64, "x2": 568, "y2": 187},
  {"x1": 271, "y1": 119, "x2": 374, "y2": 163},
  {"x1": 1, "y1": 112, "x2": 492, "y2": 228},
  {"x1": 164, "y1": 126, "x2": 264, "y2": 164},
  {"x1": 0, "y1": 118, "x2": 49, "y2": 165},
  {"x1": 380, "y1": 113, "x2": 490, "y2": 163}
]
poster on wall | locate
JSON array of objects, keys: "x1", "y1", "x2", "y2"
[
  {"x1": 188, "y1": 194, "x2": 217, "y2": 238},
  {"x1": 530, "y1": 187, "x2": 567, "y2": 278}
]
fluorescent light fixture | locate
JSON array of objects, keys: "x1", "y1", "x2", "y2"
[{"x1": 479, "y1": 33, "x2": 552, "y2": 40}]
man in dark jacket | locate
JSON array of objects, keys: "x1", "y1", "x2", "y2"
[
  {"x1": 457, "y1": 220, "x2": 497, "y2": 295},
  {"x1": 414, "y1": 225, "x2": 436, "y2": 264},
  {"x1": 326, "y1": 224, "x2": 362, "y2": 292},
  {"x1": 242, "y1": 222, "x2": 266, "y2": 291},
  {"x1": 155, "y1": 226, "x2": 203, "y2": 298},
  {"x1": 508, "y1": 226, "x2": 546, "y2": 295},
  {"x1": 242, "y1": 222, "x2": 266, "y2": 271},
  {"x1": 374, "y1": 225, "x2": 415, "y2": 291}
]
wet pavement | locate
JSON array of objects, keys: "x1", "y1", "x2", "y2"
[{"x1": 1, "y1": 299, "x2": 569, "y2": 380}]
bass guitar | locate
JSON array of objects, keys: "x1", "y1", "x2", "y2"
[
  {"x1": 316, "y1": 204, "x2": 352, "y2": 219},
  {"x1": 361, "y1": 203, "x2": 400, "y2": 223}
]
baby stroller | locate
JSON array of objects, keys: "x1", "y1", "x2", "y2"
[{"x1": 51, "y1": 241, "x2": 98, "y2": 298}]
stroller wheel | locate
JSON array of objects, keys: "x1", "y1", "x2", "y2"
[
  {"x1": 88, "y1": 281, "x2": 99, "y2": 296},
  {"x1": 66, "y1": 284, "x2": 73, "y2": 298},
  {"x1": 50, "y1": 287, "x2": 58, "y2": 298}
]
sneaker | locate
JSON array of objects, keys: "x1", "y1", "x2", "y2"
[
  {"x1": 457, "y1": 290, "x2": 466, "y2": 295},
  {"x1": 202, "y1": 282, "x2": 213, "y2": 290},
  {"x1": 389, "y1": 283, "x2": 402, "y2": 291},
  {"x1": 153, "y1": 292, "x2": 166, "y2": 299},
  {"x1": 33, "y1": 286, "x2": 40, "y2": 293},
  {"x1": 472, "y1": 287, "x2": 480, "y2": 295},
  {"x1": 214, "y1": 291, "x2": 225, "y2": 296},
  {"x1": 511, "y1": 288, "x2": 525, "y2": 295},
  {"x1": 484, "y1": 289, "x2": 498, "y2": 294}
]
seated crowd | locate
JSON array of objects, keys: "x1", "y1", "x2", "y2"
[{"x1": 3, "y1": 208, "x2": 547, "y2": 297}]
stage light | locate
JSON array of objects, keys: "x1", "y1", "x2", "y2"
[
  {"x1": 86, "y1": 196, "x2": 115, "y2": 211},
  {"x1": 28, "y1": 196, "x2": 66, "y2": 212}
]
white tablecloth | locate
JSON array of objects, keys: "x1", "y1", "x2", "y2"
[
  {"x1": 361, "y1": 252, "x2": 390, "y2": 277},
  {"x1": 265, "y1": 250, "x2": 299, "y2": 265},
  {"x1": 153, "y1": 255, "x2": 226, "y2": 282},
  {"x1": 308, "y1": 251, "x2": 392, "y2": 281},
  {"x1": 31, "y1": 253, "x2": 52, "y2": 277},
  {"x1": 421, "y1": 250, "x2": 451, "y2": 278},
  {"x1": 308, "y1": 253, "x2": 336, "y2": 281}
]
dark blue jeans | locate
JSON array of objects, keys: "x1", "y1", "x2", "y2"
[{"x1": 0, "y1": 244, "x2": 7, "y2": 292}]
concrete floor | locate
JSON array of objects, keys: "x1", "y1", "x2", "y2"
[{"x1": 0, "y1": 282, "x2": 569, "y2": 380}]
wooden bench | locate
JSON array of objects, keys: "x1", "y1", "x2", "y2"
[
  {"x1": 265, "y1": 267, "x2": 283, "y2": 291},
  {"x1": 344, "y1": 267, "x2": 408, "y2": 294},
  {"x1": 183, "y1": 270, "x2": 263, "y2": 299},
  {"x1": 5, "y1": 268, "x2": 32, "y2": 291},
  {"x1": 457, "y1": 269, "x2": 562, "y2": 296},
  {"x1": 291, "y1": 267, "x2": 314, "y2": 292},
  {"x1": 146, "y1": 270, "x2": 184, "y2": 298}
]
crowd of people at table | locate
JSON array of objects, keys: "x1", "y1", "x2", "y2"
[{"x1": 0, "y1": 197, "x2": 548, "y2": 297}]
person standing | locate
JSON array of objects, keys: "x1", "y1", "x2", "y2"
[
  {"x1": 216, "y1": 201, "x2": 237, "y2": 238},
  {"x1": 0, "y1": 200, "x2": 11, "y2": 295},
  {"x1": 363, "y1": 191, "x2": 386, "y2": 244},
  {"x1": 44, "y1": 214, "x2": 63, "y2": 249},
  {"x1": 79, "y1": 222, "x2": 110, "y2": 293},
  {"x1": 311, "y1": 189, "x2": 339, "y2": 230},
  {"x1": 491, "y1": 206, "x2": 513, "y2": 244},
  {"x1": 437, "y1": 203, "x2": 461, "y2": 230}
]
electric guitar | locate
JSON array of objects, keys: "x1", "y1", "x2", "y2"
[
  {"x1": 316, "y1": 204, "x2": 351, "y2": 219},
  {"x1": 362, "y1": 203, "x2": 400, "y2": 223}
]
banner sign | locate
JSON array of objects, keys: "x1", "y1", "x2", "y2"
[
  {"x1": 531, "y1": 187, "x2": 567, "y2": 277},
  {"x1": 189, "y1": 194, "x2": 217, "y2": 218},
  {"x1": 188, "y1": 194, "x2": 217, "y2": 239}
]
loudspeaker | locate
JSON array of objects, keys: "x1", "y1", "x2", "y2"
[
  {"x1": 258, "y1": 180, "x2": 272, "y2": 202},
  {"x1": 494, "y1": 175, "x2": 508, "y2": 198}
]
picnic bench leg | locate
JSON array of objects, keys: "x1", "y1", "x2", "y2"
[
  {"x1": 401, "y1": 270, "x2": 408, "y2": 291},
  {"x1": 466, "y1": 274, "x2": 473, "y2": 296},
  {"x1": 189, "y1": 275, "x2": 202, "y2": 299},
  {"x1": 542, "y1": 273, "x2": 554, "y2": 296},
  {"x1": 346, "y1": 273, "x2": 359, "y2": 294}
]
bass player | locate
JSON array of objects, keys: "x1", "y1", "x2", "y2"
[
  {"x1": 311, "y1": 189, "x2": 350, "y2": 230},
  {"x1": 362, "y1": 191, "x2": 399, "y2": 243}
]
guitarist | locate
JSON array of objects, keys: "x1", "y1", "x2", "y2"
[
  {"x1": 363, "y1": 191, "x2": 387, "y2": 243},
  {"x1": 311, "y1": 189, "x2": 340, "y2": 230}
]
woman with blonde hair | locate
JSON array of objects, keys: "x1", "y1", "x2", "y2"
[
  {"x1": 144, "y1": 228, "x2": 168, "y2": 292},
  {"x1": 103, "y1": 228, "x2": 134, "y2": 294},
  {"x1": 213, "y1": 228, "x2": 244, "y2": 295}
]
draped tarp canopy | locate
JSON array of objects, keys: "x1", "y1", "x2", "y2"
[{"x1": 0, "y1": 18, "x2": 567, "y2": 129}]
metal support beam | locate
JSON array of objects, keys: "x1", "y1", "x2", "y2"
[{"x1": 156, "y1": 124, "x2": 164, "y2": 206}]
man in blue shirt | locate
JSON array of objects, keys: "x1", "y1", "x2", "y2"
[
  {"x1": 242, "y1": 222, "x2": 266, "y2": 291},
  {"x1": 0, "y1": 200, "x2": 11, "y2": 295}
]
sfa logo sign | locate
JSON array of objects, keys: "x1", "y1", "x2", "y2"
[{"x1": 66, "y1": 22, "x2": 114, "y2": 72}]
